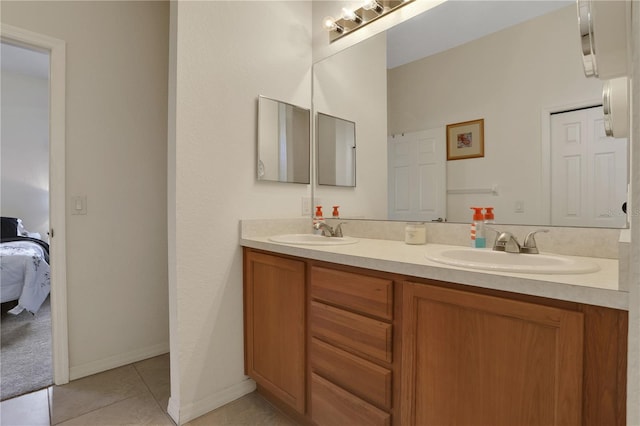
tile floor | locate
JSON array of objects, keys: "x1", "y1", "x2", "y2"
[{"x1": 0, "y1": 353, "x2": 298, "y2": 425}]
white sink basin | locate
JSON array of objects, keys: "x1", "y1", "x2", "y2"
[
  {"x1": 268, "y1": 234, "x2": 358, "y2": 246},
  {"x1": 425, "y1": 247, "x2": 600, "y2": 274}
]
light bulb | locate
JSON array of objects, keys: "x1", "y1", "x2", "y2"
[
  {"x1": 322, "y1": 16, "x2": 344, "y2": 33},
  {"x1": 341, "y1": 7, "x2": 362, "y2": 23},
  {"x1": 362, "y1": 0, "x2": 383, "y2": 13}
]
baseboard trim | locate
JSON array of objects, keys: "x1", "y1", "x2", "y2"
[
  {"x1": 175, "y1": 378, "x2": 256, "y2": 425},
  {"x1": 167, "y1": 395, "x2": 180, "y2": 424},
  {"x1": 69, "y1": 342, "x2": 169, "y2": 380}
]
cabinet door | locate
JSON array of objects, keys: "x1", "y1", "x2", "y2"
[
  {"x1": 244, "y1": 251, "x2": 305, "y2": 414},
  {"x1": 401, "y1": 281, "x2": 584, "y2": 426}
]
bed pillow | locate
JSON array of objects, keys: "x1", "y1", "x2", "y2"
[
  {"x1": 0, "y1": 217, "x2": 19, "y2": 238},
  {"x1": 16, "y1": 219, "x2": 28, "y2": 236}
]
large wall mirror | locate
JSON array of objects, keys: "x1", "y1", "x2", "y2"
[
  {"x1": 257, "y1": 96, "x2": 310, "y2": 184},
  {"x1": 312, "y1": 1, "x2": 629, "y2": 228},
  {"x1": 317, "y1": 112, "x2": 356, "y2": 187}
]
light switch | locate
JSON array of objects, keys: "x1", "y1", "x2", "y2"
[{"x1": 71, "y1": 195, "x2": 87, "y2": 215}]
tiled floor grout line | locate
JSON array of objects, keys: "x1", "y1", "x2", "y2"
[
  {"x1": 49, "y1": 368, "x2": 154, "y2": 426},
  {"x1": 131, "y1": 361, "x2": 175, "y2": 424},
  {"x1": 50, "y1": 394, "x2": 148, "y2": 425}
]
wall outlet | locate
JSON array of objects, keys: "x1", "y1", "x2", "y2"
[{"x1": 514, "y1": 200, "x2": 524, "y2": 213}]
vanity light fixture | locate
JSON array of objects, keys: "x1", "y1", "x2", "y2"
[
  {"x1": 362, "y1": 0, "x2": 384, "y2": 14},
  {"x1": 322, "y1": 16, "x2": 344, "y2": 34},
  {"x1": 341, "y1": 8, "x2": 362, "y2": 24},
  {"x1": 323, "y1": 0, "x2": 415, "y2": 43}
]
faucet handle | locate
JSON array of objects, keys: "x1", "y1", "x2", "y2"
[
  {"x1": 521, "y1": 229, "x2": 549, "y2": 254},
  {"x1": 494, "y1": 231, "x2": 521, "y2": 253},
  {"x1": 485, "y1": 226, "x2": 500, "y2": 235},
  {"x1": 485, "y1": 227, "x2": 501, "y2": 250},
  {"x1": 313, "y1": 222, "x2": 334, "y2": 237},
  {"x1": 333, "y1": 222, "x2": 347, "y2": 237}
]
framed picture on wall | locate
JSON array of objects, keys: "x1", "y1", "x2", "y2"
[{"x1": 446, "y1": 119, "x2": 484, "y2": 161}]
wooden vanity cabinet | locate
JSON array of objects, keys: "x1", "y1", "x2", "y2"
[
  {"x1": 401, "y1": 279, "x2": 628, "y2": 426},
  {"x1": 309, "y1": 265, "x2": 398, "y2": 426},
  {"x1": 243, "y1": 248, "x2": 627, "y2": 426},
  {"x1": 243, "y1": 249, "x2": 306, "y2": 415}
]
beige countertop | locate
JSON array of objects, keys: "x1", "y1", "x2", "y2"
[{"x1": 240, "y1": 236, "x2": 627, "y2": 310}]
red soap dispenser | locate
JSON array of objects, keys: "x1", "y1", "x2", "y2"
[
  {"x1": 313, "y1": 206, "x2": 324, "y2": 234},
  {"x1": 484, "y1": 207, "x2": 495, "y2": 224},
  {"x1": 332, "y1": 206, "x2": 340, "y2": 218}
]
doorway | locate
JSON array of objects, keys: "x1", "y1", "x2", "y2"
[
  {"x1": 1, "y1": 24, "x2": 69, "y2": 391},
  {"x1": 0, "y1": 41, "x2": 53, "y2": 400}
]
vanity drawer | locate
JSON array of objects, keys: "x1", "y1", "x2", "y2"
[
  {"x1": 311, "y1": 337, "x2": 392, "y2": 410},
  {"x1": 310, "y1": 301, "x2": 393, "y2": 363},
  {"x1": 311, "y1": 266, "x2": 393, "y2": 320},
  {"x1": 311, "y1": 373, "x2": 391, "y2": 426}
]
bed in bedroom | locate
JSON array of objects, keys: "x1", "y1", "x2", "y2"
[{"x1": 1, "y1": 217, "x2": 51, "y2": 315}]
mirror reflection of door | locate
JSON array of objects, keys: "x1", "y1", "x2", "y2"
[
  {"x1": 551, "y1": 106, "x2": 627, "y2": 228},
  {"x1": 388, "y1": 128, "x2": 446, "y2": 221},
  {"x1": 317, "y1": 112, "x2": 356, "y2": 187},
  {"x1": 257, "y1": 96, "x2": 310, "y2": 184}
]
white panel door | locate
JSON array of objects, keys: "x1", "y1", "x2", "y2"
[
  {"x1": 551, "y1": 107, "x2": 627, "y2": 228},
  {"x1": 388, "y1": 128, "x2": 446, "y2": 221}
]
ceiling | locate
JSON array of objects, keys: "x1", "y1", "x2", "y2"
[
  {"x1": 1, "y1": 42, "x2": 49, "y2": 79},
  {"x1": 386, "y1": 0, "x2": 574, "y2": 69}
]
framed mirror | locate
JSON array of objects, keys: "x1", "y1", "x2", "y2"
[
  {"x1": 257, "y1": 96, "x2": 310, "y2": 184},
  {"x1": 317, "y1": 112, "x2": 356, "y2": 187}
]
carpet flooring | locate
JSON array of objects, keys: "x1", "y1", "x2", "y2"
[{"x1": 1, "y1": 296, "x2": 53, "y2": 401}]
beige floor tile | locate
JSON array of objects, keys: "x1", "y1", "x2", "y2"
[
  {"x1": 186, "y1": 392, "x2": 298, "y2": 426},
  {"x1": 50, "y1": 364, "x2": 149, "y2": 424},
  {"x1": 55, "y1": 392, "x2": 175, "y2": 426},
  {"x1": 134, "y1": 353, "x2": 170, "y2": 409},
  {"x1": 0, "y1": 388, "x2": 50, "y2": 426}
]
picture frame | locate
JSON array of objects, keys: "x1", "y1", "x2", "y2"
[{"x1": 446, "y1": 118, "x2": 484, "y2": 161}]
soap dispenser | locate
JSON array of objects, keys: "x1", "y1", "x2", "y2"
[
  {"x1": 484, "y1": 207, "x2": 495, "y2": 224},
  {"x1": 470, "y1": 207, "x2": 486, "y2": 248},
  {"x1": 332, "y1": 206, "x2": 340, "y2": 218},
  {"x1": 313, "y1": 206, "x2": 324, "y2": 235}
]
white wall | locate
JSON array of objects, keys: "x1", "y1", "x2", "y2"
[
  {"x1": 313, "y1": 33, "x2": 388, "y2": 219},
  {"x1": 388, "y1": 5, "x2": 603, "y2": 224},
  {"x1": 1, "y1": 1, "x2": 170, "y2": 378},
  {"x1": 169, "y1": 1, "x2": 311, "y2": 423},
  {"x1": 1, "y1": 70, "x2": 49, "y2": 237}
]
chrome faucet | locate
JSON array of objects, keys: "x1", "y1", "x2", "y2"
[
  {"x1": 313, "y1": 221, "x2": 347, "y2": 237},
  {"x1": 493, "y1": 231, "x2": 522, "y2": 253},
  {"x1": 490, "y1": 228, "x2": 549, "y2": 254},
  {"x1": 521, "y1": 229, "x2": 549, "y2": 254}
]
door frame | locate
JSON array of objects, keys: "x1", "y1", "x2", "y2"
[
  {"x1": 1, "y1": 24, "x2": 69, "y2": 385},
  {"x1": 540, "y1": 98, "x2": 602, "y2": 226}
]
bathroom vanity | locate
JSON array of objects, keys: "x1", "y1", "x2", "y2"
[{"x1": 241, "y1": 229, "x2": 627, "y2": 426}]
